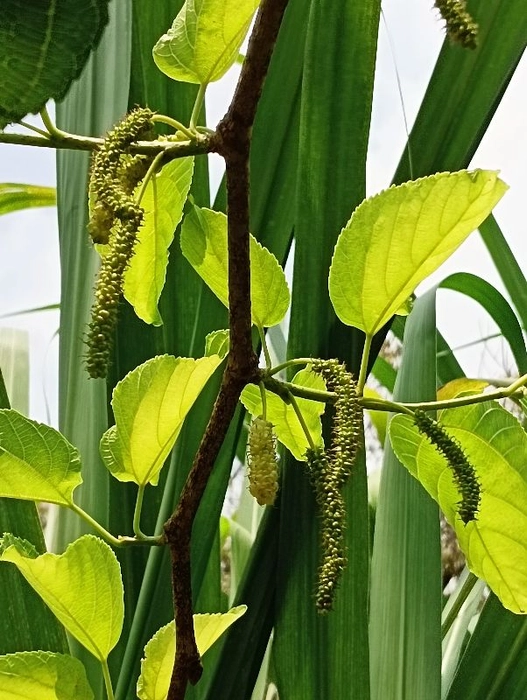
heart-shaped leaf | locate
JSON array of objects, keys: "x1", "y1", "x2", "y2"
[
  {"x1": 0, "y1": 535, "x2": 124, "y2": 660},
  {"x1": 0, "y1": 409, "x2": 82, "y2": 506},
  {"x1": 100, "y1": 354, "x2": 223, "y2": 486},
  {"x1": 137, "y1": 606, "x2": 247, "y2": 700},
  {"x1": 329, "y1": 170, "x2": 507, "y2": 335},
  {"x1": 123, "y1": 158, "x2": 194, "y2": 326},
  {"x1": 0, "y1": 651, "x2": 93, "y2": 700},
  {"x1": 153, "y1": 0, "x2": 259, "y2": 85},
  {"x1": 389, "y1": 402, "x2": 527, "y2": 613},
  {"x1": 181, "y1": 206, "x2": 290, "y2": 328}
]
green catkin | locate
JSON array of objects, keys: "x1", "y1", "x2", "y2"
[
  {"x1": 414, "y1": 409, "x2": 481, "y2": 524},
  {"x1": 303, "y1": 359, "x2": 362, "y2": 612},
  {"x1": 312, "y1": 359, "x2": 362, "y2": 487},
  {"x1": 85, "y1": 108, "x2": 155, "y2": 378},
  {"x1": 247, "y1": 416, "x2": 279, "y2": 506},
  {"x1": 305, "y1": 446, "x2": 347, "y2": 613},
  {"x1": 434, "y1": 0, "x2": 478, "y2": 49}
]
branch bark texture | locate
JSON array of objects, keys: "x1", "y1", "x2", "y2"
[{"x1": 163, "y1": 0, "x2": 290, "y2": 698}]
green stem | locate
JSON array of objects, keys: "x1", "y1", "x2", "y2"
[
  {"x1": 101, "y1": 658, "x2": 115, "y2": 700},
  {"x1": 258, "y1": 325, "x2": 272, "y2": 369},
  {"x1": 289, "y1": 392, "x2": 316, "y2": 451},
  {"x1": 441, "y1": 572, "x2": 479, "y2": 640},
  {"x1": 68, "y1": 503, "x2": 162, "y2": 547},
  {"x1": 68, "y1": 504, "x2": 123, "y2": 546},
  {"x1": 152, "y1": 114, "x2": 195, "y2": 140},
  {"x1": 19, "y1": 120, "x2": 51, "y2": 138},
  {"x1": 133, "y1": 485, "x2": 147, "y2": 538},
  {"x1": 136, "y1": 151, "x2": 165, "y2": 205},
  {"x1": 189, "y1": 83, "x2": 208, "y2": 130},
  {"x1": 267, "y1": 357, "x2": 314, "y2": 376},
  {"x1": 0, "y1": 131, "x2": 211, "y2": 159},
  {"x1": 259, "y1": 381, "x2": 268, "y2": 419},
  {"x1": 357, "y1": 333, "x2": 373, "y2": 395},
  {"x1": 40, "y1": 106, "x2": 71, "y2": 140}
]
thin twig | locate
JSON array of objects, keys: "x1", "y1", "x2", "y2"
[
  {"x1": 0, "y1": 130, "x2": 210, "y2": 159},
  {"x1": 163, "y1": 0, "x2": 290, "y2": 697}
]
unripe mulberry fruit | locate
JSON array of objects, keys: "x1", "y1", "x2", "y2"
[{"x1": 247, "y1": 417, "x2": 279, "y2": 506}]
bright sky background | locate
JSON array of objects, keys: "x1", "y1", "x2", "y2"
[{"x1": 0, "y1": 0, "x2": 525, "y2": 425}]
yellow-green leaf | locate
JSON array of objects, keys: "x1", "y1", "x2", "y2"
[
  {"x1": 153, "y1": 0, "x2": 259, "y2": 85},
  {"x1": 100, "y1": 354, "x2": 223, "y2": 486},
  {"x1": 0, "y1": 651, "x2": 93, "y2": 700},
  {"x1": 204, "y1": 329, "x2": 229, "y2": 359},
  {"x1": 0, "y1": 535, "x2": 124, "y2": 660},
  {"x1": 240, "y1": 368, "x2": 326, "y2": 460},
  {"x1": 137, "y1": 606, "x2": 247, "y2": 700},
  {"x1": 0, "y1": 409, "x2": 82, "y2": 506},
  {"x1": 123, "y1": 158, "x2": 194, "y2": 326},
  {"x1": 389, "y1": 402, "x2": 527, "y2": 613},
  {"x1": 329, "y1": 170, "x2": 508, "y2": 335},
  {"x1": 0, "y1": 183, "x2": 56, "y2": 216},
  {"x1": 181, "y1": 206, "x2": 290, "y2": 328}
]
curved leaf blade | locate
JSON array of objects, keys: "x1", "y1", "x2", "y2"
[
  {"x1": 0, "y1": 0, "x2": 110, "y2": 127},
  {"x1": 329, "y1": 170, "x2": 508, "y2": 334},
  {"x1": 0, "y1": 651, "x2": 94, "y2": 700},
  {"x1": 181, "y1": 206, "x2": 290, "y2": 327},
  {"x1": 123, "y1": 157, "x2": 194, "y2": 326},
  {"x1": 0, "y1": 535, "x2": 124, "y2": 660},
  {"x1": 100, "y1": 354, "x2": 223, "y2": 486},
  {"x1": 0, "y1": 183, "x2": 56, "y2": 215},
  {"x1": 240, "y1": 368, "x2": 326, "y2": 461},
  {"x1": 152, "y1": 0, "x2": 259, "y2": 85},
  {"x1": 439, "y1": 272, "x2": 527, "y2": 374},
  {"x1": 137, "y1": 606, "x2": 247, "y2": 700},
  {"x1": 389, "y1": 402, "x2": 527, "y2": 613},
  {"x1": 0, "y1": 409, "x2": 82, "y2": 506}
]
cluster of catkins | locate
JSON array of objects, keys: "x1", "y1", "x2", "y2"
[
  {"x1": 86, "y1": 108, "x2": 155, "y2": 379},
  {"x1": 434, "y1": 0, "x2": 478, "y2": 49},
  {"x1": 307, "y1": 359, "x2": 363, "y2": 613},
  {"x1": 413, "y1": 409, "x2": 481, "y2": 524}
]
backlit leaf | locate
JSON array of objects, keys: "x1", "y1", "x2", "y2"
[
  {"x1": 329, "y1": 170, "x2": 507, "y2": 334},
  {"x1": 100, "y1": 354, "x2": 223, "y2": 486},
  {"x1": 0, "y1": 409, "x2": 82, "y2": 506},
  {"x1": 0, "y1": 535, "x2": 124, "y2": 660},
  {"x1": 181, "y1": 206, "x2": 290, "y2": 327},
  {"x1": 123, "y1": 158, "x2": 194, "y2": 326},
  {"x1": 204, "y1": 329, "x2": 229, "y2": 359},
  {"x1": 240, "y1": 368, "x2": 326, "y2": 460},
  {"x1": 0, "y1": 651, "x2": 93, "y2": 700},
  {"x1": 153, "y1": 0, "x2": 259, "y2": 85},
  {"x1": 137, "y1": 606, "x2": 247, "y2": 700},
  {"x1": 389, "y1": 402, "x2": 527, "y2": 613}
]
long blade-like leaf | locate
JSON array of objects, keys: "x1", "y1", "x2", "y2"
[
  {"x1": 370, "y1": 290, "x2": 442, "y2": 700},
  {"x1": 274, "y1": 1, "x2": 380, "y2": 697}
]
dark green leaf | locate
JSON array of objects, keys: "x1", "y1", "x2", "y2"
[{"x1": 0, "y1": 0, "x2": 110, "y2": 127}]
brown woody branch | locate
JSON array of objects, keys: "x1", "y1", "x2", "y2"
[{"x1": 162, "y1": 0, "x2": 290, "y2": 698}]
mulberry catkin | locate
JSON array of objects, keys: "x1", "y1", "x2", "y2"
[
  {"x1": 434, "y1": 0, "x2": 478, "y2": 49},
  {"x1": 86, "y1": 108, "x2": 155, "y2": 378},
  {"x1": 303, "y1": 359, "x2": 363, "y2": 612},
  {"x1": 414, "y1": 409, "x2": 481, "y2": 524},
  {"x1": 247, "y1": 416, "x2": 279, "y2": 506},
  {"x1": 305, "y1": 446, "x2": 347, "y2": 613}
]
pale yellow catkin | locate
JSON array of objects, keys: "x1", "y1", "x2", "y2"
[{"x1": 247, "y1": 416, "x2": 279, "y2": 506}]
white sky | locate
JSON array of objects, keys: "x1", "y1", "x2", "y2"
[{"x1": 0, "y1": 0, "x2": 525, "y2": 424}]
